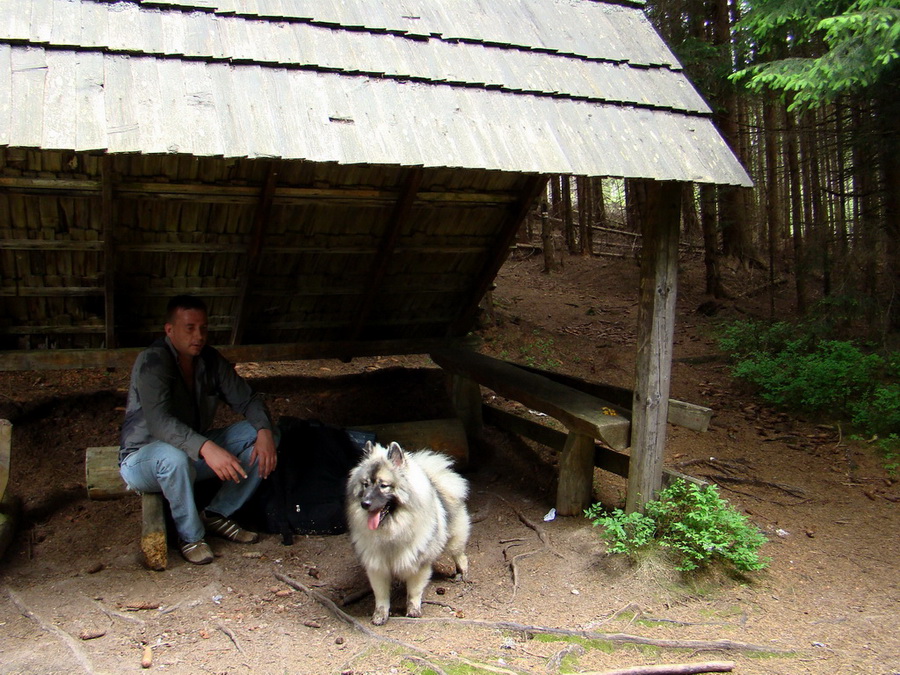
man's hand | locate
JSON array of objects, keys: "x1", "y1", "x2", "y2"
[
  {"x1": 250, "y1": 428, "x2": 277, "y2": 479},
  {"x1": 199, "y1": 440, "x2": 248, "y2": 483}
]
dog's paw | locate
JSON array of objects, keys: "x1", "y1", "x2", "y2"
[
  {"x1": 371, "y1": 608, "x2": 389, "y2": 625},
  {"x1": 406, "y1": 602, "x2": 422, "y2": 618}
]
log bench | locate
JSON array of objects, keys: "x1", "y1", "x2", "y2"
[
  {"x1": 429, "y1": 348, "x2": 712, "y2": 516},
  {"x1": 85, "y1": 446, "x2": 168, "y2": 570}
]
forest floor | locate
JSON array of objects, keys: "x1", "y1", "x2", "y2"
[{"x1": 0, "y1": 250, "x2": 897, "y2": 675}]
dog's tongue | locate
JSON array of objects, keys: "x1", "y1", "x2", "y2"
[{"x1": 367, "y1": 510, "x2": 382, "y2": 530}]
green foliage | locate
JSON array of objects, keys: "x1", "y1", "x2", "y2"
[
  {"x1": 732, "y1": 0, "x2": 900, "y2": 109},
  {"x1": 718, "y1": 319, "x2": 900, "y2": 442},
  {"x1": 519, "y1": 331, "x2": 562, "y2": 370},
  {"x1": 585, "y1": 480, "x2": 769, "y2": 573}
]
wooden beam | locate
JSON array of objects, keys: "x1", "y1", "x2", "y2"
[
  {"x1": 231, "y1": 163, "x2": 278, "y2": 345},
  {"x1": 431, "y1": 348, "x2": 630, "y2": 450},
  {"x1": 350, "y1": 168, "x2": 423, "y2": 340},
  {"x1": 0, "y1": 336, "x2": 476, "y2": 371},
  {"x1": 0, "y1": 176, "x2": 518, "y2": 206},
  {"x1": 516, "y1": 363, "x2": 712, "y2": 432},
  {"x1": 101, "y1": 156, "x2": 117, "y2": 349},
  {"x1": 626, "y1": 180, "x2": 682, "y2": 514},
  {"x1": 449, "y1": 174, "x2": 549, "y2": 336}
]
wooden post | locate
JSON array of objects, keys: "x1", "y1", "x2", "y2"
[
  {"x1": 0, "y1": 419, "x2": 14, "y2": 560},
  {"x1": 556, "y1": 431, "x2": 594, "y2": 516},
  {"x1": 626, "y1": 180, "x2": 682, "y2": 514},
  {"x1": 100, "y1": 156, "x2": 117, "y2": 349},
  {"x1": 0, "y1": 419, "x2": 10, "y2": 501},
  {"x1": 141, "y1": 493, "x2": 167, "y2": 571},
  {"x1": 445, "y1": 373, "x2": 483, "y2": 438}
]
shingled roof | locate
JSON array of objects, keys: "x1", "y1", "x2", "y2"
[
  {"x1": 0, "y1": 0, "x2": 750, "y2": 368},
  {"x1": 0, "y1": 0, "x2": 750, "y2": 185}
]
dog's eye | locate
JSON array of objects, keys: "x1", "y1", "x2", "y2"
[
  {"x1": 361, "y1": 479, "x2": 370, "y2": 488},
  {"x1": 379, "y1": 482, "x2": 391, "y2": 490}
]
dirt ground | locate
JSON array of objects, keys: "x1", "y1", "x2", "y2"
[{"x1": 0, "y1": 251, "x2": 898, "y2": 675}]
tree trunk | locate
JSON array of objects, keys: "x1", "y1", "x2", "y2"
[
  {"x1": 577, "y1": 176, "x2": 592, "y2": 256},
  {"x1": 876, "y1": 65, "x2": 900, "y2": 331},
  {"x1": 541, "y1": 201, "x2": 556, "y2": 274},
  {"x1": 562, "y1": 175, "x2": 575, "y2": 254},
  {"x1": 700, "y1": 184, "x2": 724, "y2": 297},
  {"x1": 785, "y1": 109, "x2": 807, "y2": 315},
  {"x1": 763, "y1": 97, "x2": 781, "y2": 319},
  {"x1": 712, "y1": 0, "x2": 755, "y2": 266}
]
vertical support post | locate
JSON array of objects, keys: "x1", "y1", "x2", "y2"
[
  {"x1": 626, "y1": 180, "x2": 682, "y2": 514},
  {"x1": 100, "y1": 156, "x2": 117, "y2": 349},
  {"x1": 141, "y1": 493, "x2": 167, "y2": 571},
  {"x1": 231, "y1": 163, "x2": 278, "y2": 345},
  {"x1": 0, "y1": 419, "x2": 11, "y2": 503},
  {"x1": 556, "y1": 431, "x2": 594, "y2": 516},
  {"x1": 445, "y1": 373, "x2": 483, "y2": 438}
]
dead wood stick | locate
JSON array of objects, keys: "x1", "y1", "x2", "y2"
[
  {"x1": 496, "y1": 494, "x2": 563, "y2": 559},
  {"x1": 7, "y1": 587, "x2": 96, "y2": 674},
  {"x1": 339, "y1": 586, "x2": 372, "y2": 607},
  {"x1": 92, "y1": 599, "x2": 146, "y2": 625},
  {"x1": 216, "y1": 622, "x2": 244, "y2": 654},
  {"x1": 581, "y1": 661, "x2": 735, "y2": 675},
  {"x1": 275, "y1": 571, "x2": 380, "y2": 638},
  {"x1": 397, "y1": 617, "x2": 792, "y2": 654}
]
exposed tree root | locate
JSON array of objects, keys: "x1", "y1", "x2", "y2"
[
  {"x1": 216, "y1": 621, "x2": 244, "y2": 654},
  {"x1": 7, "y1": 587, "x2": 96, "y2": 674},
  {"x1": 582, "y1": 662, "x2": 734, "y2": 675},
  {"x1": 397, "y1": 617, "x2": 793, "y2": 655}
]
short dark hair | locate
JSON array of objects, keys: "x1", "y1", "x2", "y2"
[{"x1": 166, "y1": 295, "x2": 208, "y2": 323}]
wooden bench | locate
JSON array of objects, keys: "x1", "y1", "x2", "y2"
[
  {"x1": 430, "y1": 348, "x2": 712, "y2": 516},
  {"x1": 85, "y1": 446, "x2": 168, "y2": 571}
]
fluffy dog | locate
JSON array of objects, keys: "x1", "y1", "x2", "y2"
[{"x1": 345, "y1": 441, "x2": 470, "y2": 625}]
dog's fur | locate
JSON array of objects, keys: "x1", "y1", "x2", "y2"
[{"x1": 345, "y1": 441, "x2": 470, "y2": 625}]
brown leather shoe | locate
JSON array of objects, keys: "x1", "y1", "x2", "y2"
[
  {"x1": 180, "y1": 539, "x2": 214, "y2": 565},
  {"x1": 202, "y1": 512, "x2": 259, "y2": 544}
]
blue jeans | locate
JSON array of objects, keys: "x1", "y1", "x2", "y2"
[{"x1": 120, "y1": 421, "x2": 275, "y2": 544}]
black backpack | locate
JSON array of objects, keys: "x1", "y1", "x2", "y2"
[{"x1": 236, "y1": 417, "x2": 370, "y2": 544}]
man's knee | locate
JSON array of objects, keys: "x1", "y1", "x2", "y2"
[{"x1": 155, "y1": 446, "x2": 192, "y2": 477}]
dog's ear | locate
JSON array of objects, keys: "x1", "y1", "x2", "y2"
[
  {"x1": 363, "y1": 440, "x2": 375, "y2": 455},
  {"x1": 386, "y1": 441, "x2": 405, "y2": 467}
]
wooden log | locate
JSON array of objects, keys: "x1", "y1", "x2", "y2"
[
  {"x1": 141, "y1": 493, "x2": 167, "y2": 571},
  {"x1": 0, "y1": 491, "x2": 21, "y2": 561},
  {"x1": 85, "y1": 446, "x2": 129, "y2": 499},
  {"x1": 350, "y1": 418, "x2": 469, "y2": 468},
  {"x1": 445, "y1": 373, "x2": 484, "y2": 439},
  {"x1": 556, "y1": 432, "x2": 595, "y2": 516},
  {"x1": 627, "y1": 180, "x2": 681, "y2": 514},
  {"x1": 0, "y1": 419, "x2": 10, "y2": 501}
]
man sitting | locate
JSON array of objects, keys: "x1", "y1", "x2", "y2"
[{"x1": 119, "y1": 295, "x2": 278, "y2": 564}]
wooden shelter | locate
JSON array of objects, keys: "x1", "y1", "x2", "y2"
[{"x1": 0, "y1": 0, "x2": 751, "y2": 512}]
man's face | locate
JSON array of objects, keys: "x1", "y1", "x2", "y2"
[{"x1": 165, "y1": 308, "x2": 208, "y2": 359}]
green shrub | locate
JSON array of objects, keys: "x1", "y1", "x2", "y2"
[
  {"x1": 717, "y1": 320, "x2": 900, "y2": 445},
  {"x1": 585, "y1": 480, "x2": 769, "y2": 573}
]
